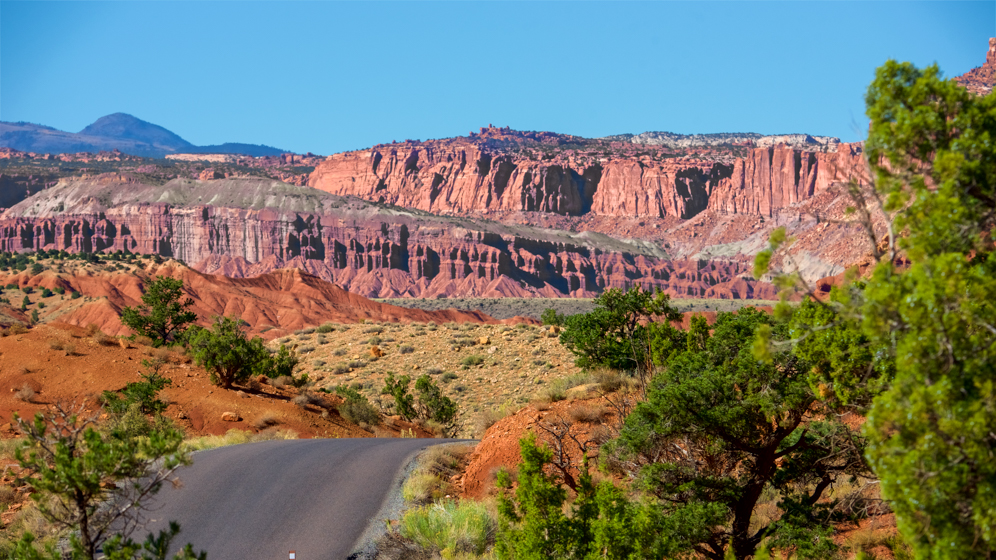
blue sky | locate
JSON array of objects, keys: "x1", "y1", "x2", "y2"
[{"x1": 1, "y1": 1, "x2": 992, "y2": 154}]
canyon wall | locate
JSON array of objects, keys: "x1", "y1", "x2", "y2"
[
  {"x1": 0, "y1": 176, "x2": 773, "y2": 300},
  {"x1": 307, "y1": 137, "x2": 866, "y2": 219},
  {"x1": 706, "y1": 143, "x2": 866, "y2": 216}
]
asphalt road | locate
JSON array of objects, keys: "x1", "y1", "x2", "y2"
[{"x1": 140, "y1": 438, "x2": 459, "y2": 560}]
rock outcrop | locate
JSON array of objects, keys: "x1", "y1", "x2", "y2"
[
  {"x1": 0, "y1": 175, "x2": 775, "y2": 300},
  {"x1": 954, "y1": 37, "x2": 996, "y2": 96}
]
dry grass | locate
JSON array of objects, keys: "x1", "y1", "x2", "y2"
[
  {"x1": 568, "y1": 404, "x2": 605, "y2": 424},
  {"x1": 252, "y1": 413, "x2": 280, "y2": 430},
  {"x1": 291, "y1": 392, "x2": 323, "y2": 408},
  {"x1": 14, "y1": 384, "x2": 36, "y2": 403},
  {"x1": 184, "y1": 428, "x2": 299, "y2": 452}
]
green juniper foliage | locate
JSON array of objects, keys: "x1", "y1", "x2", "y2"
[
  {"x1": 559, "y1": 286, "x2": 682, "y2": 396},
  {"x1": 754, "y1": 58, "x2": 996, "y2": 559},
  {"x1": 188, "y1": 316, "x2": 299, "y2": 389},
  {"x1": 382, "y1": 374, "x2": 457, "y2": 425},
  {"x1": 496, "y1": 434, "x2": 667, "y2": 560},
  {"x1": 610, "y1": 307, "x2": 865, "y2": 560},
  {"x1": 11, "y1": 404, "x2": 203, "y2": 560},
  {"x1": 120, "y1": 276, "x2": 197, "y2": 347},
  {"x1": 858, "y1": 61, "x2": 996, "y2": 559}
]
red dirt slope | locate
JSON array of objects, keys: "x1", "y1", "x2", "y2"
[{"x1": 0, "y1": 259, "x2": 519, "y2": 339}]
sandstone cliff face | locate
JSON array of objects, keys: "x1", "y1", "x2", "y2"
[
  {"x1": 0, "y1": 176, "x2": 775, "y2": 300},
  {"x1": 707, "y1": 143, "x2": 866, "y2": 217},
  {"x1": 307, "y1": 131, "x2": 865, "y2": 220}
]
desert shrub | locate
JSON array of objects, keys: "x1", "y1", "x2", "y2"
[
  {"x1": 426, "y1": 367, "x2": 444, "y2": 376},
  {"x1": 316, "y1": 323, "x2": 335, "y2": 334},
  {"x1": 461, "y1": 355, "x2": 485, "y2": 367},
  {"x1": 40, "y1": 288, "x2": 53, "y2": 298},
  {"x1": 363, "y1": 326, "x2": 383, "y2": 334},
  {"x1": 291, "y1": 392, "x2": 321, "y2": 408},
  {"x1": 442, "y1": 372, "x2": 458, "y2": 382},
  {"x1": 253, "y1": 413, "x2": 280, "y2": 430},
  {"x1": 398, "y1": 344, "x2": 415, "y2": 354},
  {"x1": 473, "y1": 408, "x2": 510, "y2": 437},
  {"x1": 568, "y1": 404, "x2": 605, "y2": 424},
  {"x1": 189, "y1": 316, "x2": 299, "y2": 388},
  {"x1": 332, "y1": 363, "x2": 351, "y2": 375},
  {"x1": 382, "y1": 374, "x2": 457, "y2": 425},
  {"x1": 270, "y1": 375, "x2": 292, "y2": 389},
  {"x1": 333, "y1": 348, "x2": 347, "y2": 356},
  {"x1": 367, "y1": 336, "x2": 382, "y2": 345},
  {"x1": 184, "y1": 428, "x2": 298, "y2": 451},
  {"x1": 14, "y1": 384, "x2": 35, "y2": 403},
  {"x1": 532, "y1": 359, "x2": 546, "y2": 366},
  {"x1": 348, "y1": 359, "x2": 367, "y2": 369},
  {"x1": 8, "y1": 324, "x2": 28, "y2": 335},
  {"x1": 296, "y1": 327, "x2": 316, "y2": 335},
  {"x1": 335, "y1": 385, "x2": 381, "y2": 426},
  {"x1": 100, "y1": 359, "x2": 172, "y2": 415},
  {"x1": 541, "y1": 308, "x2": 566, "y2": 326},
  {"x1": 47, "y1": 338, "x2": 64, "y2": 351}
]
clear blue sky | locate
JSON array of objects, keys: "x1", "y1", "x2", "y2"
[{"x1": 1, "y1": 1, "x2": 992, "y2": 154}]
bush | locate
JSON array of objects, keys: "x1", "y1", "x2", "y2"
[
  {"x1": 461, "y1": 355, "x2": 485, "y2": 367},
  {"x1": 398, "y1": 344, "x2": 415, "y2": 354},
  {"x1": 189, "y1": 316, "x2": 298, "y2": 388},
  {"x1": 316, "y1": 323, "x2": 335, "y2": 334},
  {"x1": 382, "y1": 374, "x2": 457, "y2": 426},
  {"x1": 426, "y1": 367, "x2": 444, "y2": 376},
  {"x1": 335, "y1": 386, "x2": 381, "y2": 426},
  {"x1": 100, "y1": 359, "x2": 172, "y2": 415}
]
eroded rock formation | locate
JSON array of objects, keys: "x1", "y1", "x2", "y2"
[
  {"x1": 307, "y1": 128, "x2": 866, "y2": 220},
  {"x1": 0, "y1": 175, "x2": 775, "y2": 300}
]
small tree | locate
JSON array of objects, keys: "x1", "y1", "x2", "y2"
[
  {"x1": 188, "y1": 316, "x2": 296, "y2": 389},
  {"x1": 101, "y1": 358, "x2": 172, "y2": 415},
  {"x1": 560, "y1": 286, "x2": 681, "y2": 394},
  {"x1": 12, "y1": 403, "x2": 203, "y2": 560},
  {"x1": 121, "y1": 276, "x2": 196, "y2": 347},
  {"x1": 606, "y1": 307, "x2": 871, "y2": 559}
]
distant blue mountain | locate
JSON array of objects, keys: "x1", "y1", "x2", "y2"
[{"x1": 0, "y1": 113, "x2": 288, "y2": 157}]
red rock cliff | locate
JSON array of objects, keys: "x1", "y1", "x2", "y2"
[
  {"x1": 308, "y1": 131, "x2": 864, "y2": 220},
  {"x1": 707, "y1": 143, "x2": 866, "y2": 217}
]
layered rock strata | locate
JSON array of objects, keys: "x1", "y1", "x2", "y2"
[{"x1": 0, "y1": 175, "x2": 774, "y2": 299}]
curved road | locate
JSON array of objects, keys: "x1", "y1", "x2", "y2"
[{"x1": 141, "y1": 438, "x2": 460, "y2": 560}]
